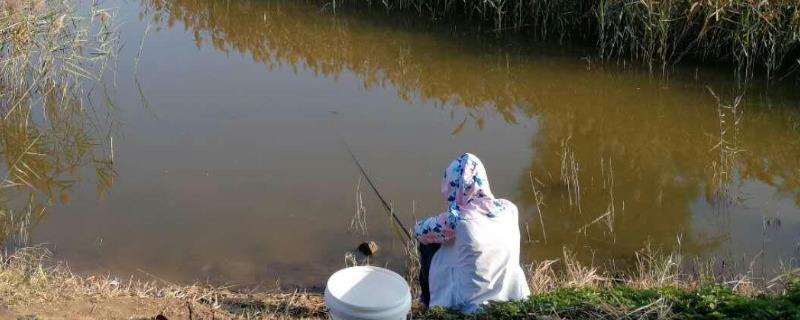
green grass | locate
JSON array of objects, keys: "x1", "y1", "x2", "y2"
[
  {"x1": 423, "y1": 277, "x2": 800, "y2": 319},
  {"x1": 420, "y1": 248, "x2": 800, "y2": 319}
]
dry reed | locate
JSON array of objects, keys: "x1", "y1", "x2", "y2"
[
  {"x1": 338, "y1": 0, "x2": 800, "y2": 80},
  {"x1": 1, "y1": 246, "x2": 327, "y2": 319},
  {"x1": 1, "y1": 0, "x2": 118, "y2": 247}
]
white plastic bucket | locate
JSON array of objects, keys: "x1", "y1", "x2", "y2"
[{"x1": 324, "y1": 266, "x2": 411, "y2": 320}]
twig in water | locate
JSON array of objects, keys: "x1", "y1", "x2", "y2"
[
  {"x1": 525, "y1": 223, "x2": 532, "y2": 243},
  {"x1": 134, "y1": 22, "x2": 151, "y2": 77},
  {"x1": 349, "y1": 177, "x2": 368, "y2": 234},
  {"x1": 529, "y1": 171, "x2": 547, "y2": 243},
  {"x1": 560, "y1": 137, "x2": 582, "y2": 214}
]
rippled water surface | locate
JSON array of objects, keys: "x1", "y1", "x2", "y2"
[{"x1": 13, "y1": 0, "x2": 800, "y2": 287}]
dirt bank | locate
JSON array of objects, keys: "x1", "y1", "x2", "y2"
[{"x1": 1, "y1": 248, "x2": 326, "y2": 320}]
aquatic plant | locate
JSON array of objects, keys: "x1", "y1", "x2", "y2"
[{"x1": 0, "y1": 0, "x2": 119, "y2": 246}]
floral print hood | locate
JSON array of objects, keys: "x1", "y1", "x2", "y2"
[
  {"x1": 415, "y1": 153, "x2": 507, "y2": 244},
  {"x1": 442, "y1": 153, "x2": 495, "y2": 216}
]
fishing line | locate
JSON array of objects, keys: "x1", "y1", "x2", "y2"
[{"x1": 341, "y1": 139, "x2": 413, "y2": 242}]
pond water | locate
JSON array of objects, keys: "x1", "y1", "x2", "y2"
[{"x1": 9, "y1": 0, "x2": 800, "y2": 288}]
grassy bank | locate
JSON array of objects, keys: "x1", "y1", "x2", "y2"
[
  {"x1": 422, "y1": 249, "x2": 800, "y2": 319},
  {"x1": 425, "y1": 284, "x2": 800, "y2": 319},
  {"x1": 3, "y1": 246, "x2": 799, "y2": 319},
  {"x1": 339, "y1": 0, "x2": 800, "y2": 80}
]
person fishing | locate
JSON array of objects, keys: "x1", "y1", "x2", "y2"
[{"x1": 414, "y1": 153, "x2": 530, "y2": 313}]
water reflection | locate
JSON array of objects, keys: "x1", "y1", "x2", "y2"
[
  {"x1": 0, "y1": 90, "x2": 115, "y2": 247},
  {"x1": 139, "y1": 0, "x2": 800, "y2": 273},
  {"x1": 1, "y1": 0, "x2": 120, "y2": 248}
]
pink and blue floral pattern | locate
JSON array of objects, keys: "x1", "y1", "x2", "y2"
[{"x1": 414, "y1": 153, "x2": 498, "y2": 244}]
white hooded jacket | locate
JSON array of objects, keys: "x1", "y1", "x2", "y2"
[{"x1": 414, "y1": 153, "x2": 530, "y2": 313}]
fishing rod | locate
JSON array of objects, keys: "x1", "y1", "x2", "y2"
[{"x1": 342, "y1": 141, "x2": 413, "y2": 242}]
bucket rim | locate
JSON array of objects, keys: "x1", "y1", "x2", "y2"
[{"x1": 325, "y1": 266, "x2": 411, "y2": 312}]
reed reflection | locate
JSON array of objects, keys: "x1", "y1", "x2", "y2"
[
  {"x1": 142, "y1": 0, "x2": 800, "y2": 266},
  {"x1": 1, "y1": 0, "x2": 117, "y2": 247}
]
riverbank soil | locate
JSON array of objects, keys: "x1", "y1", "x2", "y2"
[
  {"x1": 4, "y1": 297, "x2": 211, "y2": 320},
  {"x1": 3, "y1": 292, "x2": 326, "y2": 319}
]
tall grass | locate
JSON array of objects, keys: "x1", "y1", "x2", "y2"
[
  {"x1": 0, "y1": 0, "x2": 118, "y2": 247},
  {"x1": 350, "y1": 0, "x2": 800, "y2": 80},
  {"x1": 1, "y1": 0, "x2": 117, "y2": 98}
]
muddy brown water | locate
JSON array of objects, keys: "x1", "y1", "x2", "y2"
[{"x1": 7, "y1": 0, "x2": 800, "y2": 288}]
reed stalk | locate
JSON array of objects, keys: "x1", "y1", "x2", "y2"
[
  {"x1": 339, "y1": 0, "x2": 800, "y2": 80},
  {"x1": 0, "y1": 0, "x2": 119, "y2": 246}
]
